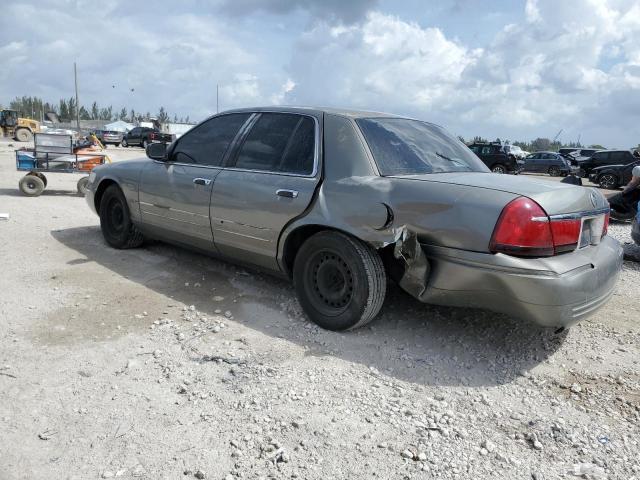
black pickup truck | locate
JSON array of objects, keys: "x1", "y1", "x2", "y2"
[{"x1": 121, "y1": 127, "x2": 173, "y2": 148}]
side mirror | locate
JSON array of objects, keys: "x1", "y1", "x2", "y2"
[{"x1": 146, "y1": 142, "x2": 167, "y2": 161}]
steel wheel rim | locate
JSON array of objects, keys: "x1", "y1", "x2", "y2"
[
  {"x1": 306, "y1": 250, "x2": 354, "y2": 316},
  {"x1": 106, "y1": 198, "x2": 125, "y2": 235}
]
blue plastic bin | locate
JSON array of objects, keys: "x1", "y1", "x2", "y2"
[{"x1": 17, "y1": 151, "x2": 36, "y2": 170}]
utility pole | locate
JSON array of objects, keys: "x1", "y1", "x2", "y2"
[
  {"x1": 216, "y1": 84, "x2": 219, "y2": 113},
  {"x1": 74, "y1": 62, "x2": 80, "y2": 131}
]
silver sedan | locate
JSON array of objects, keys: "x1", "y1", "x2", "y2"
[{"x1": 85, "y1": 107, "x2": 623, "y2": 331}]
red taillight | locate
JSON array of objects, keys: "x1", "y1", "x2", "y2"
[
  {"x1": 490, "y1": 197, "x2": 586, "y2": 257},
  {"x1": 490, "y1": 197, "x2": 554, "y2": 257},
  {"x1": 550, "y1": 219, "x2": 581, "y2": 253},
  {"x1": 603, "y1": 213, "x2": 610, "y2": 236}
]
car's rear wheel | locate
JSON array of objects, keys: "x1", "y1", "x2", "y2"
[
  {"x1": 548, "y1": 166, "x2": 561, "y2": 177},
  {"x1": 293, "y1": 231, "x2": 386, "y2": 331},
  {"x1": 598, "y1": 174, "x2": 618, "y2": 189},
  {"x1": 491, "y1": 164, "x2": 507, "y2": 174},
  {"x1": 99, "y1": 185, "x2": 144, "y2": 249}
]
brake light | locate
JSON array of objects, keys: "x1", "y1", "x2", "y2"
[
  {"x1": 490, "y1": 197, "x2": 584, "y2": 257},
  {"x1": 490, "y1": 197, "x2": 554, "y2": 256},
  {"x1": 603, "y1": 213, "x2": 609, "y2": 236},
  {"x1": 550, "y1": 219, "x2": 581, "y2": 253}
]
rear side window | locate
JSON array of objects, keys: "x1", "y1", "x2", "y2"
[
  {"x1": 610, "y1": 151, "x2": 628, "y2": 163},
  {"x1": 593, "y1": 152, "x2": 608, "y2": 161},
  {"x1": 172, "y1": 113, "x2": 250, "y2": 166},
  {"x1": 356, "y1": 118, "x2": 488, "y2": 175},
  {"x1": 234, "y1": 113, "x2": 315, "y2": 175}
]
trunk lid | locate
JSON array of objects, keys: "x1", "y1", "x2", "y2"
[{"x1": 391, "y1": 172, "x2": 609, "y2": 215}]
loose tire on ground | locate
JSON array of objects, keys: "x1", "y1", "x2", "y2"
[
  {"x1": 99, "y1": 184, "x2": 144, "y2": 249},
  {"x1": 293, "y1": 231, "x2": 386, "y2": 331},
  {"x1": 15, "y1": 128, "x2": 33, "y2": 143},
  {"x1": 19, "y1": 174, "x2": 45, "y2": 196},
  {"x1": 77, "y1": 177, "x2": 89, "y2": 195}
]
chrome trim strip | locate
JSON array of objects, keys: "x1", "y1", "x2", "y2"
[{"x1": 548, "y1": 207, "x2": 609, "y2": 220}]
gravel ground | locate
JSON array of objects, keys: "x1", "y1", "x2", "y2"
[{"x1": 0, "y1": 139, "x2": 639, "y2": 480}]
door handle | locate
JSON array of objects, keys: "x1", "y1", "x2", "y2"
[
  {"x1": 276, "y1": 189, "x2": 298, "y2": 198},
  {"x1": 193, "y1": 177, "x2": 212, "y2": 186}
]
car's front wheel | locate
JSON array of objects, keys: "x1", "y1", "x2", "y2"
[
  {"x1": 293, "y1": 231, "x2": 386, "y2": 331},
  {"x1": 99, "y1": 185, "x2": 144, "y2": 249},
  {"x1": 121, "y1": 138, "x2": 128, "y2": 147},
  {"x1": 598, "y1": 173, "x2": 618, "y2": 190}
]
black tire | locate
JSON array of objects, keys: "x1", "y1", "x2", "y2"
[
  {"x1": 491, "y1": 164, "x2": 507, "y2": 174},
  {"x1": 15, "y1": 128, "x2": 33, "y2": 142},
  {"x1": 77, "y1": 177, "x2": 89, "y2": 195},
  {"x1": 548, "y1": 166, "x2": 561, "y2": 177},
  {"x1": 293, "y1": 231, "x2": 386, "y2": 331},
  {"x1": 32, "y1": 172, "x2": 47, "y2": 187},
  {"x1": 598, "y1": 174, "x2": 618, "y2": 190},
  {"x1": 121, "y1": 138, "x2": 128, "y2": 147},
  {"x1": 99, "y1": 185, "x2": 144, "y2": 249},
  {"x1": 19, "y1": 174, "x2": 45, "y2": 196}
]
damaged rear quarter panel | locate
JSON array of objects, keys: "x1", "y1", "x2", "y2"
[{"x1": 278, "y1": 114, "x2": 516, "y2": 289}]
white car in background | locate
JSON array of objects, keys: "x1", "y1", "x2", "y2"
[{"x1": 502, "y1": 144, "x2": 527, "y2": 159}]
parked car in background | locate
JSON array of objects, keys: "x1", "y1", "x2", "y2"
[
  {"x1": 559, "y1": 148, "x2": 602, "y2": 159},
  {"x1": 86, "y1": 107, "x2": 620, "y2": 332},
  {"x1": 578, "y1": 150, "x2": 637, "y2": 176},
  {"x1": 91, "y1": 129, "x2": 123, "y2": 146},
  {"x1": 121, "y1": 127, "x2": 173, "y2": 148},
  {"x1": 588, "y1": 159, "x2": 640, "y2": 189},
  {"x1": 522, "y1": 151, "x2": 578, "y2": 176},
  {"x1": 468, "y1": 142, "x2": 522, "y2": 174}
]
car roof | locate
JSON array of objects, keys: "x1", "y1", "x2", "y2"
[{"x1": 221, "y1": 105, "x2": 419, "y2": 120}]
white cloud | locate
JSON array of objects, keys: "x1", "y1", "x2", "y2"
[{"x1": 2, "y1": 0, "x2": 640, "y2": 147}]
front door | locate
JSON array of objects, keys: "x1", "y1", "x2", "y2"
[
  {"x1": 211, "y1": 112, "x2": 320, "y2": 271},
  {"x1": 138, "y1": 112, "x2": 252, "y2": 249}
]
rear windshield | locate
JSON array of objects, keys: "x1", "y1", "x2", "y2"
[{"x1": 356, "y1": 118, "x2": 488, "y2": 175}]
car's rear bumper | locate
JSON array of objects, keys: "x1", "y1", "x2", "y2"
[{"x1": 418, "y1": 236, "x2": 623, "y2": 328}]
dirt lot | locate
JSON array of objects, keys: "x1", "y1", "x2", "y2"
[{"x1": 1, "y1": 139, "x2": 639, "y2": 480}]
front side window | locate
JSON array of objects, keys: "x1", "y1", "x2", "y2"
[
  {"x1": 234, "y1": 113, "x2": 315, "y2": 175},
  {"x1": 356, "y1": 118, "x2": 488, "y2": 175},
  {"x1": 171, "y1": 113, "x2": 250, "y2": 166}
]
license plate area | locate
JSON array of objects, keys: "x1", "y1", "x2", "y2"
[{"x1": 578, "y1": 215, "x2": 605, "y2": 249}]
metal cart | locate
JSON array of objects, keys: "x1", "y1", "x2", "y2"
[{"x1": 16, "y1": 133, "x2": 110, "y2": 196}]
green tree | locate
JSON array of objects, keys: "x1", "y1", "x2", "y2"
[
  {"x1": 157, "y1": 106, "x2": 169, "y2": 124},
  {"x1": 91, "y1": 102, "x2": 99, "y2": 120},
  {"x1": 59, "y1": 99, "x2": 69, "y2": 121},
  {"x1": 79, "y1": 106, "x2": 91, "y2": 120},
  {"x1": 119, "y1": 107, "x2": 127, "y2": 120}
]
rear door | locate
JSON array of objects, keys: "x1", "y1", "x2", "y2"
[
  {"x1": 210, "y1": 112, "x2": 320, "y2": 271},
  {"x1": 138, "y1": 113, "x2": 251, "y2": 249},
  {"x1": 524, "y1": 153, "x2": 539, "y2": 172}
]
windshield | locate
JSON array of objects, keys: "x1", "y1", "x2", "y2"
[{"x1": 356, "y1": 118, "x2": 488, "y2": 175}]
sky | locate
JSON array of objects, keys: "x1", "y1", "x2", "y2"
[{"x1": 1, "y1": 0, "x2": 640, "y2": 147}]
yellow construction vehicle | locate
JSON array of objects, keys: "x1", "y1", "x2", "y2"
[{"x1": 0, "y1": 109, "x2": 41, "y2": 142}]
